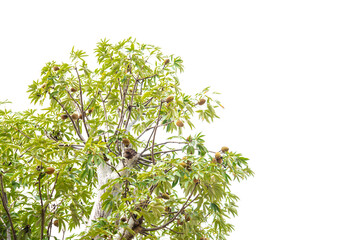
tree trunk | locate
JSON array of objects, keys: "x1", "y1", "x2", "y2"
[
  {"x1": 6, "y1": 228, "x2": 11, "y2": 240},
  {"x1": 88, "y1": 154, "x2": 141, "y2": 239}
]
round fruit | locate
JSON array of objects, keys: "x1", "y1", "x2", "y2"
[
  {"x1": 164, "y1": 59, "x2": 170, "y2": 65},
  {"x1": 45, "y1": 167, "x2": 55, "y2": 175},
  {"x1": 53, "y1": 219, "x2": 59, "y2": 227},
  {"x1": 166, "y1": 96, "x2": 174, "y2": 103},
  {"x1": 71, "y1": 113, "x2": 79, "y2": 120},
  {"x1": 53, "y1": 66, "x2": 60, "y2": 71},
  {"x1": 221, "y1": 146, "x2": 229, "y2": 152},
  {"x1": 121, "y1": 217, "x2": 127, "y2": 222},
  {"x1": 70, "y1": 87, "x2": 77, "y2": 92},
  {"x1": 61, "y1": 114, "x2": 68, "y2": 120},
  {"x1": 215, "y1": 152, "x2": 221, "y2": 159},
  {"x1": 176, "y1": 120, "x2": 184, "y2": 127},
  {"x1": 179, "y1": 162, "x2": 187, "y2": 168},
  {"x1": 122, "y1": 138, "x2": 130, "y2": 147},
  {"x1": 198, "y1": 98, "x2": 206, "y2": 105}
]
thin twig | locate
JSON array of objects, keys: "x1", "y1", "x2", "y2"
[
  {"x1": 38, "y1": 174, "x2": 45, "y2": 240},
  {"x1": 100, "y1": 92, "x2": 110, "y2": 141},
  {"x1": 143, "y1": 183, "x2": 198, "y2": 232},
  {"x1": 151, "y1": 102, "x2": 163, "y2": 164},
  {"x1": 0, "y1": 174, "x2": 17, "y2": 240},
  {"x1": 142, "y1": 141, "x2": 186, "y2": 153},
  {"x1": 51, "y1": 96, "x2": 86, "y2": 143},
  {"x1": 75, "y1": 67, "x2": 90, "y2": 138},
  {"x1": 65, "y1": 89, "x2": 81, "y2": 111},
  {"x1": 141, "y1": 149, "x2": 183, "y2": 157},
  {"x1": 137, "y1": 121, "x2": 172, "y2": 140}
]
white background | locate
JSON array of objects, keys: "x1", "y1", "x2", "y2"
[{"x1": 1, "y1": 0, "x2": 359, "y2": 239}]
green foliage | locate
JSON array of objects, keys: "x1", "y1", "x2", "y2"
[{"x1": 0, "y1": 38, "x2": 253, "y2": 240}]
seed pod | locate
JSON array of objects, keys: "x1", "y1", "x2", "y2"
[
  {"x1": 61, "y1": 114, "x2": 68, "y2": 120},
  {"x1": 217, "y1": 157, "x2": 223, "y2": 164},
  {"x1": 185, "y1": 214, "x2": 191, "y2": 222},
  {"x1": 179, "y1": 162, "x2": 187, "y2": 168},
  {"x1": 121, "y1": 217, "x2": 127, "y2": 222},
  {"x1": 164, "y1": 59, "x2": 170, "y2": 65},
  {"x1": 88, "y1": 108, "x2": 94, "y2": 114},
  {"x1": 193, "y1": 178, "x2": 200, "y2": 184},
  {"x1": 215, "y1": 152, "x2": 221, "y2": 159},
  {"x1": 71, "y1": 113, "x2": 79, "y2": 120},
  {"x1": 45, "y1": 167, "x2": 55, "y2": 175},
  {"x1": 161, "y1": 193, "x2": 170, "y2": 200},
  {"x1": 70, "y1": 87, "x2": 77, "y2": 92},
  {"x1": 165, "y1": 206, "x2": 171, "y2": 212},
  {"x1": 177, "y1": 219, "x2": 184, "y2": 225},
  {"x1": 53, "y1": 219, "x2": 59, "y2": 227},
  {"x1": 198, "y1": 98, "x2": 206, "y2": 105},
  {"x1": 53, "y1": 66, "x2": 60, "y2": 71},
  {"x1": 221, "y1": 146, "x2": 229, "y2": 152},
  {"x1": 166, "y1": 96, "x2": 174, "y2": 103},
  {"x1": 122, "y1": 138, "x2": 130, "y2": 147},
  {"x1": 79, "y1": 114, "x2": 83, "y2": 119},
  {"x1": 176, "y1": 120, "x2": 184, "y2": 127},
  {"x1": 211, "y1": 158, "x2": 217, "y2": 164}
]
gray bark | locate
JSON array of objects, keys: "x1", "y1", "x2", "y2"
[
  {"x1": 88, "y1": 153, "x2": 141, "y2": 239},
  {"x1": 6, "y1": 228, "x2": 11, "y2": 240}
]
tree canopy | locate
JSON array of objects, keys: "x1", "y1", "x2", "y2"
[{"x1": 0, "y1": 38, "x2": 253, "y2": 240}]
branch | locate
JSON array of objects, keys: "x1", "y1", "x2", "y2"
[
  {"x1": 85, "y1": 91, "x2": 99, "y2": 112},
  {"x1": 124, "y1": 77, "x2": 141, "y2": 131},
  {"x1": 100, "y1": 92, "x2": 110, "y2": 141},
  {"x1": 51, "y1": 96, "x2": 86, "y2": 143},
  {"x1": 138, "y1": 157, "x2": 152, "y2": 163},
  {"x1": 114, "y1": 76, "x2": 131, "y2": 136},
  {"x1": 140, "y1": 128, "x2": 155, "y2": 156},
  {"x1": 9, "y1": 124, "x2": 31, "y2": 140},
  {"x1": 74, "y1": 67, "x2": 85, "y2": 114},
  {"x1": 125, "y1": 114, "x2": 141, "y2": 134},
  {"x1": 104, "y1": 83, "x2": 113, "y2": 101},
  {"x1": 151, "y1": 102, "x2": 163, "y2": 164},
  {"x1": 143, "y1": 183, "x2": 198, "y2": 232},
  {"x1": 58, "y1": 143, "x2": 84, "y2": 150},
  {"x1": 137, "y1": 74, "x2": 157, "y2": 82},
  {"x1": 141, "y1": 149, "x2": 183, "y2": 157},
  {"x1": 137, "y1": 121, "x2": 172, "y2": 140},
  {"x1": 0, "y1": 174, "x2": 17, "y2": 240},
  {"x1": 65, "y1": 89, "x2": 81, "y2": 111},
  {"x1": 45, "y1": 172, "x2": 60, "y2": 211},
  {"x1": 75, "y1": 67, "x2": 90, "y2": 138},
  {"x1": 104, "y1": 161, "x2": 122, "y2": 179},
  {"x1": 38, "y1": 174, "x2": 45, "y2": 240},
  {"x1": 142, "y1": 141, "x2": 186, "y2": 153}
]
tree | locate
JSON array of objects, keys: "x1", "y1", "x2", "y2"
[{"x1": 0, "y1": 38, "x2": 253, "y2": 240}]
